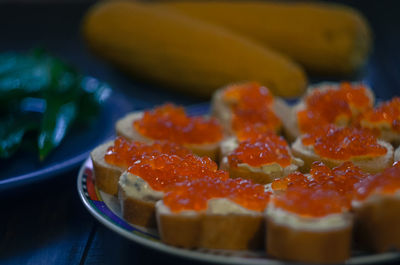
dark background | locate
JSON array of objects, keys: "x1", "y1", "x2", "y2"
[{"x1": 1, "y1": 1, "x2": 400, "y2": 264}]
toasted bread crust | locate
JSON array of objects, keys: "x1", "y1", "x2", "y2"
[
  {"x1": 158, "y1": 213, "x2": 202, "y2": 248},
  {"x1": 273, "y1": 98, "x2": 297, "y2": 142},
  {"x1": 228, "y1": 164, "x2": 277, "y2": 184},
  {"x1": 292, "y1": 138, "x2": 394, "y2": 174},
  {"x1": 115, "y1": 112, "x2": 151, "y2": 143},
  {"x1": 266, "y1": 218, "x2": 352, "y2": 263},
  {"x1": 115, "y1": 111, "x2": 221, "y2": 161},
  {"x1": 119, "y1": 188, "x2": 157, "y2": 228},
  {"x1": 200, "y1": 214, "x2": 264, "y2": 250},
  {"x1": 90, "y1": 141, "x2": 124, "y2": 195},
  {"x1": 157, "y1": 204, "x2": 264, "y2": 250},
  {"x1": 395, "y1": 146, "x2": 400, "y2": 162},
  {"x1": 353, "y1": 196, "x2": 400, "y2": 252},
  {"x1": 211, "y1": 87, "x2": 233, "y2": 135}
]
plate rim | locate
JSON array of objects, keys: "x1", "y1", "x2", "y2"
[
  {"x1": 77, "y1": 158, "x2": 400, "y2": 265},
  {"x1": 0, "y1": 150, "x2": 89, "y2": 190}
]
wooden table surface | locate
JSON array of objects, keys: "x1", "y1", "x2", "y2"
[{"x1": 1, "y1": 1, "x2": 400, "y2": 264}]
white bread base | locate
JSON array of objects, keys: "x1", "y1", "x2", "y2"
[
  {"x1": 220, "y1": 156, "x2": 301, "y2": 185},
  {"x1": 118, "y1": 171, "x2": 164, "y2": 228},
  {"x1": 211, "y1": 87, "x2": 233, "y2": 135},
  {"x1": 90, "y1": 140, "x2": 124, "y2": 195},
  {"x1": 266, "y1": 204, "x2": 352, "y2": 264},
  {"x1": 291, "y1": 138, "x2": 394, "y2": 173},
  {"x1": 281, "y1": 82, "x2": 375, "y2": 142},
  {"x1": 352, "y1": 194, "x2": 400, "y2": 252},
  {"x1": 115, "y1": 111, "x2": 221, "y2": 161},
  {"x1": 156, "y1": 200, "x2": 265, "y2": 250},
  {"x1": 210, "y1": 84, "x2": 288, "y2": 137},
  {"x1": 378, "y1": 128, "x2": 400, "y2": 147},
  {"x1": 219, "y1": 137, "x2": 303, "y2": 184}
]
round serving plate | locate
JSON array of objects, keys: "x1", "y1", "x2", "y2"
[{"x1": 77, "y1": 158, "x2": 400, "y2": 265}]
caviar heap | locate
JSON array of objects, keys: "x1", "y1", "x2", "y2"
[
  {"x1": 360, "y1": 97, "x2": 400, "y2": 132},
  {"x1": 301, "y1": 125, "x2": 386, "y2": 160},
  {"x1": 133, "y1": 104, "x2": 223, "y2": 144},
  {"x1": 228, "y1": 132, "x2": 291, "y2": 168},
  {"x1": 223, "y1": 82, "x2": 281, "y2": 140},
  {"x1": 297, "y1": 82, "x2": 373, "y2": 134},
  {"x1": 355, "y1": 162, "x2": 400, "y2": 200},
  {"x1": 271, "y1": 162, "x2": 367, "y2": 217},
  {"x1": 127, "y1": 153, "x2": 228, "y2": 191},
  {"x1": 104, "y1": 137, "x2": 191, "y2": 168},
  {"x1": 163, "y1": 176, "x2": 270, "y2": 213}
]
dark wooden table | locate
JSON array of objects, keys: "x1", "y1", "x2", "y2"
[{"x1": 1, "y1": 1, "x2": 400, "y2": 265}]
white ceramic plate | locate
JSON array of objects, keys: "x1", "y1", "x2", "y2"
[{"x1": 77, "y1": 157, "x2": 400, "y2": 265}]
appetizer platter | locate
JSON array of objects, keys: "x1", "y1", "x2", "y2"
[{"x1": 78, "y1": 82, "x2": 400, "y2": 264}]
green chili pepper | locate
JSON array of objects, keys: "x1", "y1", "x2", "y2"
[{"x1": 38, "y1": 100, "x2": 77, "y2": 160}]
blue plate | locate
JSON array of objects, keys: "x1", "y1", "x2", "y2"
[{"x1": 0, "y1": 89, "x2": 149, "y2": 191}]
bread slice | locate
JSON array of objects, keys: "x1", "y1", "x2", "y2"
[
  {"x1": 351, "y1": 163, "x2": 400, "y2": 252},
  {"x1": 211, "y1": 87, "x2": 234, "y2": 134},
  {"x1": 359, "y1": 97, "x2": 400, "y2": 146},
  {"x1": 156, "y1": 199, "x2": 265, "y2": 250},
  {"x1": 118, "y1": 171, "x2": 164, "y2": 228},
  {"x1": 220, "y1": 137, "x2": 303, "y2": 184},
  {"x1": 90, "y1": 140, "x2": 124, "y2": 195},
  {"x1": 266, "y1": 203, "x2": 353, "y2": 264},
  {"x1": 115, "y1": 111, "x2": 221, "y2": 161},
  {"x1": 117, "y1": 151, "x2": 224, "y2": 228},
  {"x1": 352, "y1": 194, "x2": 400, "y2": 252},
  {"x1": 211, "y1": 83, "x2": 290, "y2": 138},
  {"x1": 90, "y1": 137, "x2": 192, "y2": 195},
  {"x1": 291, "y1": 137, "x2": 394, "y2": 173},
  {"x1": 280, "y1": 82, "x2": 375, "y2": 141}
]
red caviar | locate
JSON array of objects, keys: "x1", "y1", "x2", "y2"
[
  {"x1": 163, "y1": 176, "x2": 270, "y2": 213},
  {"x1": 302, "y1": 125, "x2": 386, "y2": 160},
  {"x1": 223, "y1": 82, "x2": 281, "y2": 138},
  {"x1": 271, "y1": 171, "x2": 309, "y2": 192},
  {"x1": 271, "y1": 162, "x2": 366, "y2": 217},
  {"x1": 133, "y1": 104, "x2": 223, "y2": 145},
  {"x1": 104, "y1": 137, "x2": 191, "y2": 168},
  {"x1": 361, "y1": 97, "x2": 400, "y2": 132},
  {"x1": 355, "y1": 162, "x2": 400, "y2": 200},
  {"x1": 223, "y1": 82, "x2": 274, "y2": 106},
  {"x1": 232, "y1": 108, "x2": 282, "y2": 140},
  {"x1": 298, "y1": 82, "x2": 373, "y2": 133},
  {"x1": 272, "y1": 187, "x2": 348, "y2": 217},
  {"x1": 127, "y1": 154, "x2": 227, "y2": 191},
  {"x1": 310, "y1": 162, "x2": 368, "y2": 203},
  {"x1": 228, "y1": 133, "x2": 291, "y2": 168}
]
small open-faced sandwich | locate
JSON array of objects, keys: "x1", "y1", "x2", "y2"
[
  {"x1": 292, "y1": 125, "x2": 393, "y2": 173},
  {"x1": 90, "y1": 136, "x2": 191, "y2": 195},
  {"x1": 116, "y1": 103, "x2": 224, "y2": 161},
  {"x1": 220, "y1": 132, "x2": 303, "y2": 184},
  {"x1": 156, "y1": 176, "x2": 270, "y2": 250},
  {"x1": 359, "y1": 97, "x2": 400, "y2": 145},
  {"x1": 352, "y1": 162, "x2": 400, "y2": 252},
  {"x1": 266, "y1": 162, "x2": 367, "y2": 264},
  {"x1": 118, "y1": 153, "x2": 226, "y2": 228},
  {"x1": 211, "y1": 82, "x2": 291, "y2": 139},
  {"x1": 283, "y1": 82, "x2": 374, "y2": 141}
]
